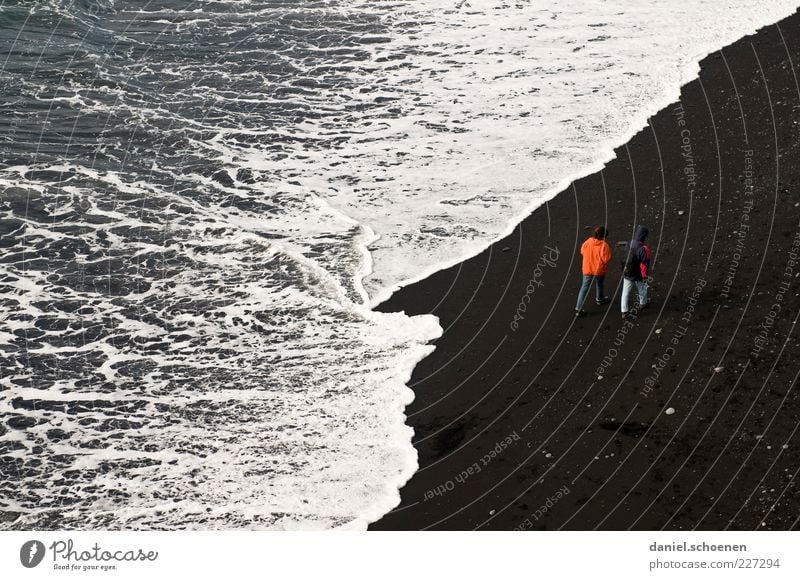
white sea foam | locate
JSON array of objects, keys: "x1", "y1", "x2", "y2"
[{"x1": 289, "y1": 0, "x2": 800, "y2": 307}]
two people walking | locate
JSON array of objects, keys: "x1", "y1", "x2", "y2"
[{"x1": 575, "y1": 224, "x2": 651, "y2": 319}]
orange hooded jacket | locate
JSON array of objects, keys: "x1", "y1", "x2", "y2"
[{"x1": 580, "y1": 236, "x2": 612, "y2": 276}]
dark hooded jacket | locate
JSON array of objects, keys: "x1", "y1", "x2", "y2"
[{"x1": 623, "y1": 225, "x2": 651, "y2": 281}]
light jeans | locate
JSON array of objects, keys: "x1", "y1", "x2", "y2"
[
  {"x1": 575, "y1": 275, "x2": 606, "y2": 310},
  {"x1": 621, "y1": 278, "x2": 648, "y2": 313}
]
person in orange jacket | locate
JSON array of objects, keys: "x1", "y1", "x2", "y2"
[{"x1": 575, "y1": 226, "x2": 612, "y2": 317}]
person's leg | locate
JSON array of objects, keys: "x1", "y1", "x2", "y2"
[
  {"x1": 575, "y1": 275, "x2": 593, "y2": 310},
  {"x1": 636, "y1": 281, "x2": 648, "y2": 307},
  {"x1": 595, "y1": 276, "x2": 606, "y2": 302},
  {"x1": 621, "y1": 278, "x2": 633, "y2": 313}
]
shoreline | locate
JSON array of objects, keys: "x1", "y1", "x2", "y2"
[
  {"x1": 365, "y1": 7, "x2": 800, "y2": 310},
  {"x1": 370, "y1": 10, "x2": 800, "y2": 530}
]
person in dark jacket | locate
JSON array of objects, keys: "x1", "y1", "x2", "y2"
[
  {"x1": 621, "y1": 225, "x2": 652, "y2": 318},
  {"x1": 575, "y1": 225, "x2": 612, "y2": 317}
]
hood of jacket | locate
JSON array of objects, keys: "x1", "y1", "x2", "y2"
[{"x1": 628, "y1": 226, "x2": 650, "y2": 249}]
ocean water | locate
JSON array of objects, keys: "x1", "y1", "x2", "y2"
[{"x1": 0, "y1": 0, "x2": 797, "y2": 529}]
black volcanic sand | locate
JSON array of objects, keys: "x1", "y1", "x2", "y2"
[{"x1": 370, "y1": 12, "x2": 800, "y2": 531}]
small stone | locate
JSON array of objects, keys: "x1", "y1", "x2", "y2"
[
  {"x1": 489, "y1": 509, "x2": 496, "y2": 516},
  {"x1": 713, "y1": 366, "x2": 724, "y2": 373},
  {"x1": 501, "y1": 246, "x2": 511, "y2": 252},
  {"x1": 665, "y1": 407, "x2": 676, "y2": 415},
  {"x1": 655, "y1": 328, "x2": 662, "y2": 334},
  {"x1": 597, "y1": 375, "x2": 603, "y2": 380},
  {"x1": 678, "y1": 210, "x2": 685, "y2": 216},
  {"x1": 545, "y1": 452, "x2": 552, "y2": 458}
]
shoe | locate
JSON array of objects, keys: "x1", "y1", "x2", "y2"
[
  {"x1": 596, "y1": 297, "x2": 610, "y2": 306},
  {"x1": 575, "y1": 310, "x2": 586, "y2": 318}
]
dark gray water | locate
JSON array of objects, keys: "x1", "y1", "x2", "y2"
[{"x1": 0, "y1": 0, "x2": 442, "y2": 530}]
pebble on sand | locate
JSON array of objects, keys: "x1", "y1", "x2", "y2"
[{"x1": 665, "y1": 407, "x2": 676, "y2": 415}]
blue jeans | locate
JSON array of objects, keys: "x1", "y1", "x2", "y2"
[
  {"x1": 575, "y1": 275, "x2": 606, "y2": 310},
  {"x1": 621, "y1": 278, "x2": 648, "y2": 313}
]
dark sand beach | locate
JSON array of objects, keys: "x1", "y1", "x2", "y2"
[{"x1": 371, "y1": 10, "x2": 800, "y2": 531}]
